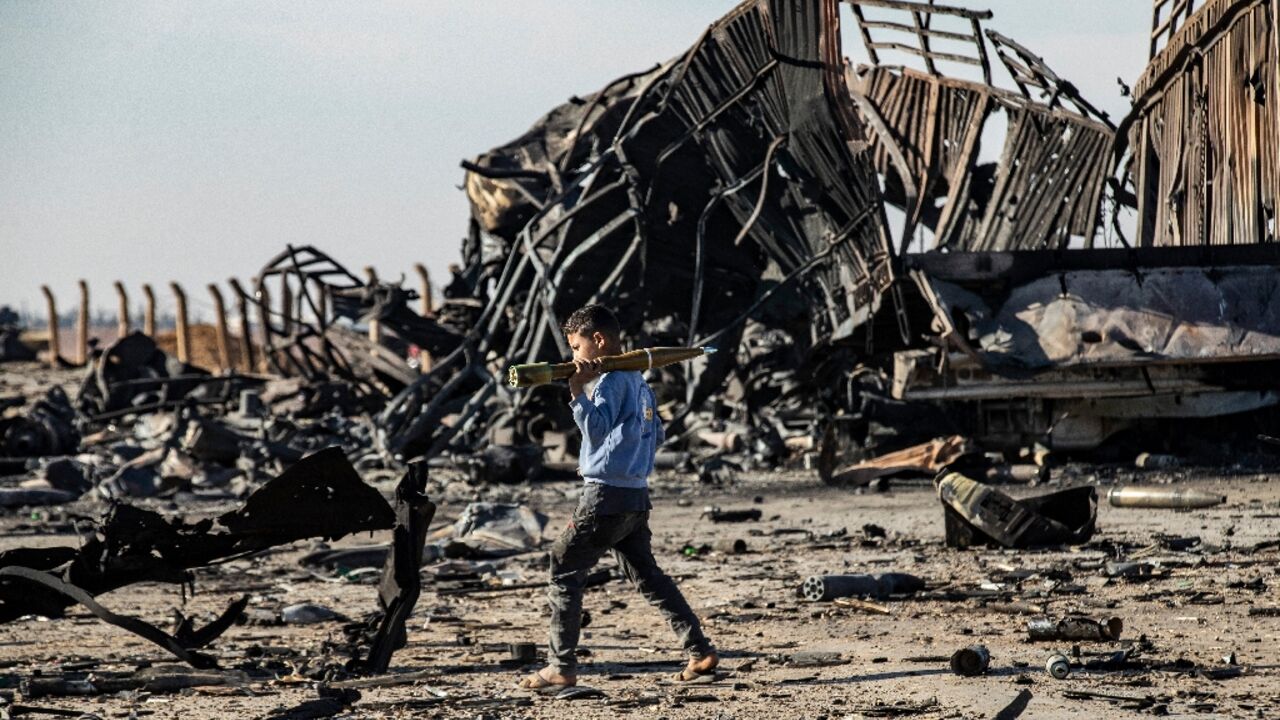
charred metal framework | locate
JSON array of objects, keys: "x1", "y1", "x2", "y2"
[
  {"x1": 1125, "y1": 0, "x2": 1278, "y2": 247},
  {"x1": 379, "y1": 0, "x2": 897, "y2": 459},
  {"x1": 844, "y1": 0, "x2": 1117, "y2": 254},
  {"x1": 233, "y1": 0, "x2": 1280, "y2": 457}
]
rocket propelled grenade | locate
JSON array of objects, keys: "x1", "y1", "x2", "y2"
[{"x1": 507, "y1": 346, "x2": 716, "y2": 388}]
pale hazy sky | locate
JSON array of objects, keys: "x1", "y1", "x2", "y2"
[{"x1": 0, "y1": 1, "x2": 1150, "y2": 320}]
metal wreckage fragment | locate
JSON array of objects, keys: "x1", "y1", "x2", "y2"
[{"x1": 0, "y1": 448, "x2": 436, "y2": 673}]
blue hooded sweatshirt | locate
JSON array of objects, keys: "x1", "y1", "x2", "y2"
[{"x1": 568, "y1": 370, "x2": 664, "y2": 489}]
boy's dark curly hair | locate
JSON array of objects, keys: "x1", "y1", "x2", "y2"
[{"x1": 562, "y1": 304, "x2": 620, "y2": 340}]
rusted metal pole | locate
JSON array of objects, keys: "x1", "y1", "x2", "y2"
[
  {"x1": 207, "y1": 284, "x2": 231, "y2": 372},
  {"x1": 364, "y1": 266, "x2": 381, "y2": 345},
  {"x1": 142, "y1": 284, "x2": 157, "y2": 337},
  {"x1": 170, "y1": 282, "x2": 190, "y2": 364},
  {"x1": 114, "y1": 281, "x2": 130, "y2": 338},
  {"x1": 280, "y1": 279, "x2": 293, "y2": 336},
  {"x1": 314, "y1": 280, "x2": 328, "y2": 326},
  {"x1": 39, "y1": 285, "x2": 60, "y2": 367},
  {"x1": 413, "y1": 263, "x2": 434, "y2": 372},
  {"x1": 76, "y1": 279, "x2": 89, "y2": 366},
  {"x1": 414, "y1": 263, "x2": 434, "y2": 317},
  {"x1": 950, "y1": 645, "x2": 990, "y2": 677},
  {"x1": 254, "y1": 278, "x2": 271, "y2": 373},
  {"x1": 228, "y1": 278, "x2": 255, "y2": 373}
]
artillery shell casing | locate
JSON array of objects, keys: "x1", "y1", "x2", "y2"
[
  {"x1": 950, "y1": 645, "x2": 990, "y2": 676},
  {"x1": 1046, "y1": 653, "x2": 1070, "y2": 679},
  {"x1": 1107, "y1": 486, "x2": 1225, "y2": 509}
]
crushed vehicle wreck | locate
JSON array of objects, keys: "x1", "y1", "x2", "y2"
[{"x1": 851, "y1": 0, "x2": 1280, "y2": 453}]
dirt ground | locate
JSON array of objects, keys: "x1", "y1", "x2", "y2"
[{"x1": 2, "y1": 455, "x2": 1278, "y2": 719}]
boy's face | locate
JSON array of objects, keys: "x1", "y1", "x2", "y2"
[{"x1": 566, "y1": 330, "x2": 611, "y2": 361}]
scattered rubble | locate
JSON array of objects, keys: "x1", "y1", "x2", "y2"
[{"x1": 2, "y1": 0, "x2": 1279, "y2": 716}]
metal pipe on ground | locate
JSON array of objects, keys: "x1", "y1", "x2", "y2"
[
  {"x1": 950, "y1": 645, "x2": 990, "y2": 676},
  {"x1": 1045, "y1": 653, "x2": 1070, "y2": 679},
  {"x1": 712, "y1": 538, "x2": 748, "y2": 554},
  {"x1": 1026, "y1": 615, "x2": 1123, "y2": 641}
]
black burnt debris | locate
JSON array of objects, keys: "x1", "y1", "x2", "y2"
[{"x1": 1, "y1": 0, "x2": 1279, "y2": 716}]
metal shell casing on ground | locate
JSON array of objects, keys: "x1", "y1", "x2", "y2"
[
  {"x1": 950, "y1": 645, "x2": 991, "y2": 676},
  {"x1": 1107, "y1": 486, "x2": 1226, "y2": 509},
  {"x1": 1026, "y1": 615, "x2": 1123, "y2": 642},
  {"x1": 1046, "y1": 653, "x2": 1070, "y2": 679}
]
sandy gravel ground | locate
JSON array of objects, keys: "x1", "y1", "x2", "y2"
[{"x1": 1, "y1": 461, "x2": 1277, "y2": 719}]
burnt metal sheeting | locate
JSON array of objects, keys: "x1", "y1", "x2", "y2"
[
  {"x1": 0, "y1": 566, "x2": 245, "y2": 668},
  {"x1": 846, "y1": 0, "x2": 1115, "y2": 252},
  {"x1": 0, "y1": 447, "x2": 394, "y2": 624},
  {"x1": 1124, "y1": 0, "x2": 1279, "y2": 247},
  {"x1": 355, "y1": 462, "x2": 436, "y2": 674},
  {"x1": 0, "y1": 386, "x2": 78, "y2": 458},
  {"x1": 915, "y1": 264, "x2": 1280, "y2": 371},
  {"x1": 76, "y1": 333, "x2": 214, "y2": 418},
  {"x1": 379, "y1": 0, "x2": 892, "y2": 459}
]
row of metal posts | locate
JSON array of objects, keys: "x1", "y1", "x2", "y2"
[{"x1": 36, "y1": 263, "x2": 434, "y2": 373}]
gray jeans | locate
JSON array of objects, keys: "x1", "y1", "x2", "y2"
[{"x1": 546, "y1": 506, "x2": 712, "y2": 673}]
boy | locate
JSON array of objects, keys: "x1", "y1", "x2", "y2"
[{"x1": 519, "y1": 305, "x2": 718, "y2": 691}]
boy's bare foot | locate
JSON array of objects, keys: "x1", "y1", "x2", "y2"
[
  {"x1": 517, "y1": 666, "x2": 577, "y2": 692},
  {"x1": 675, "y1": 652, "x2": 719, "y2": 681}
]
